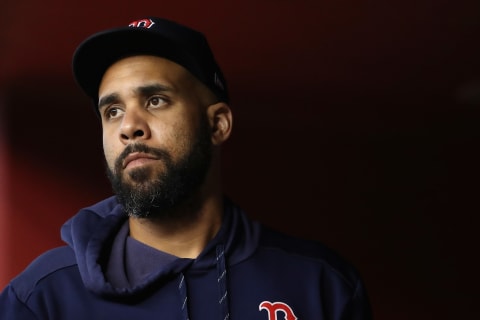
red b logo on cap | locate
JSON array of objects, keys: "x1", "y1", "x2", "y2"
[{"x1": 128, "y1": 18, "x2": 155, "y2": 29}]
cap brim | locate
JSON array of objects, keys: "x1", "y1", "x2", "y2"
[{"x1": 72, "y1": 27, "x2": 198, "y2": 105}]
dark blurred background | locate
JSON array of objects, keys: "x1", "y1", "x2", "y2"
[{"x1": 1, "y1": 1, "x2": 480, "y2": 319}]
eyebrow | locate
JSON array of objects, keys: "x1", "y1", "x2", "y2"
[
  {"x1": 98, "y1": 93, "x2": 120, "y2": 111},
  {"x1": 97, "y1": 83, "x2": 174, "y2": 111}
]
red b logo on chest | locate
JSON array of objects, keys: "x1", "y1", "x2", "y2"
[{"x1": 259, "y1": 301, "x2": 298, "y2": 320}]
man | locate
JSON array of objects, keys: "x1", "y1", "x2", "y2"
[{"x1": 0, "y1": 17, "x2": 373, "y2": 319}]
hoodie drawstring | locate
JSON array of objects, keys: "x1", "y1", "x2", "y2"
[
  {"x1": 216, "y1": 245, "x2": 230, "y2": 320},
  {"x1": 178, "y1": 273, "x2": 190, "y2": 320},
  {"x1": 177, "y1": 245, "x2": 230, "y2": 320}
]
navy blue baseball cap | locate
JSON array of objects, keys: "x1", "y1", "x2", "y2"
[{"x1": 72, "y1": 17, "x2": 229, "y2": 111}]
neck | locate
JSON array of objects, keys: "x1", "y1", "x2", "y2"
[{"x1": 128, "y1": 193, "x2": 224, "y2": 258}]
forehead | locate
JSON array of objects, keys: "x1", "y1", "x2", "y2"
[{"x1": 99, "y1": 55, "x2": 195, "y2": 92}]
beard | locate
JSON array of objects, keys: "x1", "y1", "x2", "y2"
[{"x1": 106, "y1": 117, "x2": 212, "y2": 220}]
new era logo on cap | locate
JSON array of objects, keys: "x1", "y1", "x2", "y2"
[{"x1": 214, "y1": 72, "x2": 225, "y2": 91}]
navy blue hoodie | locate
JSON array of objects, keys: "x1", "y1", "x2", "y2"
[{"x1": 0, "y1": 196, "x2": 372, "y2": 319}]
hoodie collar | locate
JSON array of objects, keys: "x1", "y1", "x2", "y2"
[{"x1": 60, "y1": 196, "x2": 261, "y2": 298}]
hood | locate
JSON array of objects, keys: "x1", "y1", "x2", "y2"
[{"x1": 60, "y1": 196, "x2": 261, "y2": 298}]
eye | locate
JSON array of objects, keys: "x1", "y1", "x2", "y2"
[
  {"x1": 147, "y1": 96, "x2": 168, "y2": 109},
  {"x1": 104, "y1": 106, "x2": 124, "y2": 120}
]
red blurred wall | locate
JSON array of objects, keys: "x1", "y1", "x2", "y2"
[
  {"x1": 1, "y1": 1, "x2": 480, "y2": 319},
  {"x1": 0, "y1": 96, "x2": 9, "y2": 286}
]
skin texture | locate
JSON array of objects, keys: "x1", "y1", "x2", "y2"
[{"x1": 98, "y1": 55, "x2": 233, "y2": 258}]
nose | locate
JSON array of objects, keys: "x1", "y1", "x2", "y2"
[{"x1": 119, "y1": 108, "x2": 151, "y2": 143}]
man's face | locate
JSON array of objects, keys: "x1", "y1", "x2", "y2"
[{"x1": 98, "y1": 55, "x2": 214, "y2": 218}]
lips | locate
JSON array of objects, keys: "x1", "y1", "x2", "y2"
[{"x1": 122, "y1": 152, "x2": 159, "y2": 169}]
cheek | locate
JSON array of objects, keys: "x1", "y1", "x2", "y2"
[
  {"x1": 151, "y1": 119, "x2": 184, "y2": 149},
  {"x1": 163, "y1": 122, "x2": 194, "y2": 157},
  {"x1": 102, "y1": 133, "x2": 117, "y2": 169}
]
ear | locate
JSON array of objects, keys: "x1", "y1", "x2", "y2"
[{"x1": 207, "y1": 102, "x2": 233, "y2": 146}]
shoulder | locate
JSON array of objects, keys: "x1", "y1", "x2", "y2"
[
  {"x1": 259, "y1": 226, "x2": 361, "y2": 289},
  {"x1": 9, "y1": 246, "x2": 77, "y2": 302}
]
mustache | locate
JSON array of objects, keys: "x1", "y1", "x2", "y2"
[{"x1": 114, "y1": 143, "x2": 171, "y2": 171}]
